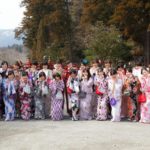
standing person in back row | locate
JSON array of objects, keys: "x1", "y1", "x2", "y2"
[{"x1": 38, "y1": 61, "x2": 53, "y2": 81}]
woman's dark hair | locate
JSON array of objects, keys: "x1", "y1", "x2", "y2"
[
  {"x1": 8, "y1": 70, "x2": 14, "y2": 76},
  {"x1": 70, "y1": 69, "x2": 77, "y2": 75},
  {"x1": 39, "y1": 72, "x2": 46, "y2": 78},
  {"x1": 141, "y1": 66, "x2": 149, "y2": 74},
  {"x1": 14, "y1": 61, "x2": 21, "y2": 69},
  {"x1": 97, "y1": 67, "x2": 106, "y2": 78},
  {"x1": 92, "y1": 59, "x2": 98, "y2": 64},
  {"x1": 56, "y1": 59, "x2": 62, "y2": 64},
  {"x1": 66, "y1": 60, "x2": 71, "y2": 65},
  {"x1": 117, "y1": 63, "x2": 124, "y2": 70},
  {"x1": 53, "y1": 73, "x2": 61, "y2": 79},
  {"x1": 82, "y1": 69, "x2": 91, "y2": 80},
  {"x1": 1, "y1": 61, "x2": 8, "y2": 67},
  {"x1": 42, "y1": 61, "x2": 48, "y2": 66},
  {"x1": 110, "y1": 68, "x2": 117, "y2": 76},
  {"x1": 98, "y1": 67, "x2": 103, "y2": 72},
  {"x1": 104, "y1": 60, "x2": 111, "y2": 64},
  {"x1": 136, "y1": 61, "x2": 142, "y2": 66},
  {"x1": 126, "y1": 67, "x2": 132, "y2": 73},
  {"x1": 32, "y1": 60, "x2": 38, "y2": 66}
]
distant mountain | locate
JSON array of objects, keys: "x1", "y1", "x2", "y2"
[{"x1": 0, "y1": 29, "x2": 23, "y2": 47}]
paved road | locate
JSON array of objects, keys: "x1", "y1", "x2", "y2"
[{"x1": 0, "y1": 120, "x2": 150, "y2": 150}]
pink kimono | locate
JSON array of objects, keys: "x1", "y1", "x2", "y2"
[{"x1": 140, "y1": 75, "x2": 150, "y2": 123}]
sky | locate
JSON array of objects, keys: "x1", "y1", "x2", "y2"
[{"x1": 0, "y1": 0, "x2": 25, "y2": 29}]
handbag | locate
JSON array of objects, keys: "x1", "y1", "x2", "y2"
[
  {"x1": 138, "y1": 93, "x2": 146, "y2": 103},
  {"x1": 79, "y1": 91, "x2": 87, "y2": 99},
  {"x1": 109, "y1": 80, "x2": 117, "y2": 106},
  {"x1": 67, "y1": 87, "x2": 73, "y2": 94},
  {"x1": 56, "y1": 90, "x2": 63, "y2": 99},
  {"x1": 95, "y1": 86, "x2": 104, "y2": 95},
  {"x1": 110, "y1": 98, "x2": 117, "y2": 106}
]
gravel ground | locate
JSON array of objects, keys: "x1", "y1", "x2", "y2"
[{"x1": 0, "y1": 120, "x2": 150, "y2": 150}]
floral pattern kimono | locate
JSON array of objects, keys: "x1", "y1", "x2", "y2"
[
  {"x1": 79, "y1": 78, "x2": 93, "y2": 120},
  {"x1": 123, "y1": 76, "x2": 140, "y2": 121},
  {"x1": 140, "y1": 75, "x2": 150, "y2": 123},
  {"x1": 2, "y1": 79, "x2": 16, "y2": 121},
  {"x1": 67, "y1": 77, "x2": 80, "y2": 120},
  {"x1": 49, "y1": 79, "x2": 64, "y2": 121},
  {"x1": 28, "y1": 69, "x2": 39, "y2": 116},
  {"x1": 108, "y1": 78, "x2": 123, "y2": 122},
  {"x1": 34, "y1": 80, "x2": 49, "y2": 119},
  {"x1": 95, "y1": 77, "x2": 108, "y2": 121},
  {"x1": 19, "y1": 80, "x2": 32, "y2": 120}
]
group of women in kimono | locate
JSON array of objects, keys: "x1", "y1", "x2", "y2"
[{"x1": 0, "y1": 59, "x2": 150, "y2": 123}]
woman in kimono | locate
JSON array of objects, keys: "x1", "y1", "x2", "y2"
[
  {"x1": 38, "y1": 61, "x2": 53, "y2": 81},
  {"x1": 77, "y1": 63, "x2": 86, "y2": 80},
  {"x1": 123, "y1": 68, "x2": 140, "y2": 121},
  {"x1": 0, "y1": 73, "x2": 3, "y2": 119},
  {"x1": 19, "y1": 72, "x2": 32, "y2": 120},
  {"x1": 79, "y1": 69, "x2": 93, "y2": 120},
  {"x1": 67, "y1": 69, "x2": 80, "y2": 121},
  {"x1": 50, "y1": 73, "x2": 64, "y2": 121},
  {"x1": 95, "y1": 68, "x2": 108, "y2": 121},
  {"x1": 90, "y1": 60, "x2": 99, "y2": 118},
  {"x1": 108, "y1": 69, "x2": 123, "y2": 122},
  {"x1": 13, "y1": 61, "x2": 22, "y2": 118},
  {"x1": 2, "y1": 71, "x2": 16, "y2": 121},
  {"x1": 0, "y1": 61, "x2": 9, "y2": 117},
  {"x1": 139, "y1": 67, "x2": 150, "y2": 123},
  {"x1": 38, "y1": 61, "x2": 52, "y2": 117},
  {"x1": 34, "y1": 72, "x2": 49, "y2": 119},
  {"x1": 27, "y1": 60, "x2": 39, "y2": 117},
  {"x1": 53, "y1": 62, "x2": 65, "y2": 78}
]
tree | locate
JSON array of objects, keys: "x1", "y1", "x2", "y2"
[
  {"x1": 16, "y1": 0, "x2": 72, "y2": 61},
  {"x1": 110, "y1": 0, "x2": 150, "y2": 45},
  {"x1": 84, "y1": 22, "x2": 132, "y2": 62}
]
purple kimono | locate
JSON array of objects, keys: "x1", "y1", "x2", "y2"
[
  {"x1": 49, "y1": 79, "x2": 64, "y2": 121},
  {"x1": 79, "y1": 77, "x2": 93, "y2": 120}
]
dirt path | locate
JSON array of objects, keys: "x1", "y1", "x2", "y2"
[{"x1": 0, "y1": 120, "x2": 150, "y2": 150}]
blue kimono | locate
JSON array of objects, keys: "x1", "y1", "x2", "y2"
[{"x1": 2, "y1": 79, "x2": 16, "y2": 121}]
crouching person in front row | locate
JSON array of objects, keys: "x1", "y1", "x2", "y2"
[{"x1": 67, "y1": 69, "x2": 80, "y2": 121}]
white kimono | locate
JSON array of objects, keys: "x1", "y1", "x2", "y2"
[
  {"x1": 108, "y1": 78, "x2": 123, "y2": 121},
  {"x1": 38, "y1": 69, "x2": 53, "y2": 79}
]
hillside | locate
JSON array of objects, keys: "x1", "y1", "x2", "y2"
[{"x1": 0, "y1": 29, "x2": 23, "y2": 47}]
